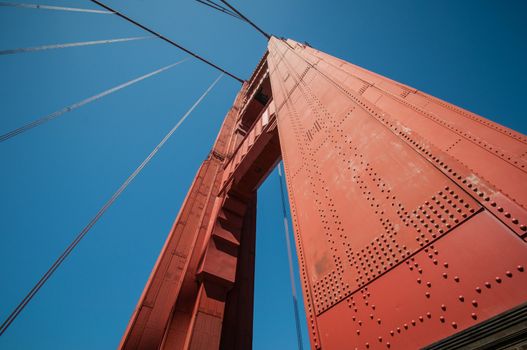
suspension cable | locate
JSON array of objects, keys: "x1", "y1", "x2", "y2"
[
  {"x1": 0, "y1": 36, "x2": 152, "y2": 56},
  {"x1": 218, "y1": 0, "x2": 271, "y2": 40},
  {"x1": 0, "y1": 73, "x2": 224, "y2": 337},
  {"x1": 201, "y1": 0, "x2": 241, "y2": 16},
  {"x1": 194, "y1": 0, "x2": 243, "y2": 21},
  {"x1": 0, "y1": 1, "x2": 113, "y2": 14},
  {"x1": 0, "y1": 58, "x2": 187, "y2": 143},
  {"x1": 277, "y1": 162, "x2": 304, "y2": 350},
  {"x1": 88, "y1": 0, "x2": 244, "y2": 83}
]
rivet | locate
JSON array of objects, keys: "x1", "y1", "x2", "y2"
[
  {"x1": 471, "y1": 313, "x2": 477, "y2": 320},
  {"x1": 454, "y1": 276, "x2": 460, "y2": 282},
  {"x1": 426, "y1": 282, "x2": 432, "y2": 287},
  {"x1": 452, "y1": 322, "x2": 457, "y2": 328},
  {"x1": 485, "y1": 282, "x2": 491, "y2": 288},
  {"x1": 472, "y1": 300, "x2": 478, "y2": 307},
  {"x1": 390, "y1": 330, "x2": 394, "y2": 336},
  {"x1": 356, "y1": 329, "x2": 360, "y2": 335},
  {"x1": 426, "y1": 312, "x2": 432, "y2": 318},
  {"x1": 442, "y1": 273, "x2": 448, "y2": 279},
  {"x1": 365, "y1": 342, "x2": 369, "y2": 348},
  {"x1": 411, "y1": 320, "x2": 416, "y2": 326},
  {"x1": 378, "y1": 336, "x2": 382, "y2": 342},
  {"x1": 441, "y1": 304, "x2": 447, "y2": 311},
  {"x1": 396, "y1": 327, "x2": 400, "y2": 333},
  {"x1": 476, "y1": 286, "x2": 482, "y2": 293},
  {"x1": 425, "y1": 292, "x2": 431, "y2": 298},
  {"x1": 417, "y1": 278, "x2": 422, "y2": 284},
  {"x1": 386, "y1": 342, "x2": 391, "y2": 348},
  {"x1": 439, "y1": 316, "x2": 445, "y2": 323},
  {"x1": 506, "y1": 271, "x2": 513, "y2": 277},
  {"x1": 444, "y1": 262, "x2": 449, "y2": 268},
  {"x1": 377, "y1": 318, "x2": 381, "y2": 324},
  {"x1": 518, "y1": 265, "x2": 524, "y2": 272},
  {"x1": 404, "y1": 323, "x2": 408, "y2": 329}
]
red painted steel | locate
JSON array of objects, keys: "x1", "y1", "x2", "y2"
[
  {"x1": 121, "y1": 37, "x2": 527, "y2": 349},
  {"x1": 268, "y1": 38, "x2": 527, "y2": 349}
]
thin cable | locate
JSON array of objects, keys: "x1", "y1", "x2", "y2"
[
  {"x1": 88, "y1": 0, "x2": 244, "y2": 83},
  {"x1": 197, "y1": 0, "x2": 242, "y2": 20},
  {"x1": 218, "y1": 0, "x2": 270, "y2": 40},
  {"x1": 195, "y1": 0, "x2": 243, "y2": 21},
  {"x1": 0, "y1": 58, "x2": 187, "y2": 143},
  {"x1": 277, "y1": 163, "x2": 304, "y2": 350},
  {"x1": 202, "y1": 0, "x2": 240, "y2": 16},
  {"x1": 0, "y1": 1, "x2": 113, "y2": 14},
  {"x1": 0, "y1": 36, "x2": 152, "y2": 56},
  {"x1": 0, "y1": 73, "x2": 224, "y2": 337}
]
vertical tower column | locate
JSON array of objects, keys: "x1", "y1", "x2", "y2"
[
  {"x1": 123, "y1": 36, "x2": 527, "y2": 350},
  {"x1": 119, "y1": 85, "x2": 244, "y2": 350},
  {"x1": 268, "y1": 37, "x2": 527, "y2": 349},
  {"x1": 121, "y1": 51, "x2": 281, "y2": 350}
]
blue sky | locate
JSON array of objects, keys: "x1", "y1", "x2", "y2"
[{"x1": 0, "y1": 0, "x2": 526, "y2": 349}]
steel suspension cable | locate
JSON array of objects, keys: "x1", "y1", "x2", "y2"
[
  {"x1": 0, "y1": 2, "x2": 113, "y2": 14},
  {"x1": 194, "y1": 0, "x2": 243, "y2": 21},
  {"x1": 277, "y1": 162, "x2": 305, "y2": 350},
  {"x1": 0, "y1": 58, "x2": 187, "y2": 143},
  {"x1": 88, "y1": 0, "x2": 244, "y2": 83},
  {"x1": 0, "y1": 36, "x2": 152, "y2": 56},
  {"x1": 0, "y1": 73, "x2": 224, "y2": 337},
  {"x1": 218, "y1": 0, "x2": 270, "y2": 40}
]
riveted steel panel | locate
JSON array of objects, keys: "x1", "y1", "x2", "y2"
[
  {"x1": 316, "y1": 211, "x2": 527, "y2": 350},
  {"x1": 268, "y1": 37, "x2": 527, "y2": 350}
]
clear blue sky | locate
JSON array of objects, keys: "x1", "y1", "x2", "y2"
[{"x1": 0, "y1": 1, "x2": 526, "y2": 349}]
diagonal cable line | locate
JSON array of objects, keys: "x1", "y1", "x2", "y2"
[
  {"x1": 0, "y1": 1, "x2": 113, "y2": 14},
  {"x1": 196, "y1": 0, "x2": 241, "y2": 19},
  {"x1": 202, "y1": 0, "x2": 241, "y2": 16},
  {"x1": 88, "y1": 0, "x2": 244, "y2": 83},
  {"x1": 0, "y1": 58, "x2": 188, "y2": 143},
  {"x1": 194, "y1": 0, "x2": 243, "y2": 21},
  {"x1": 0, "y1": 73, "x2": 224, "y2": 337},
  {"x1": 0, "y1": 36, "x2": 152, "y2": 56},
  {"x1": 219, "y1": 0, "x2": 271, "y2": 39}
]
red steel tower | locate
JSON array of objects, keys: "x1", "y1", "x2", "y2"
[{"x1": 120, "y1": 38, "x2": 527, "y2": 349}]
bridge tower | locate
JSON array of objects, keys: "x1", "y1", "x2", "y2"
[{"x1": 120, "y1": 37, "x2": 527, "y2": 350}]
